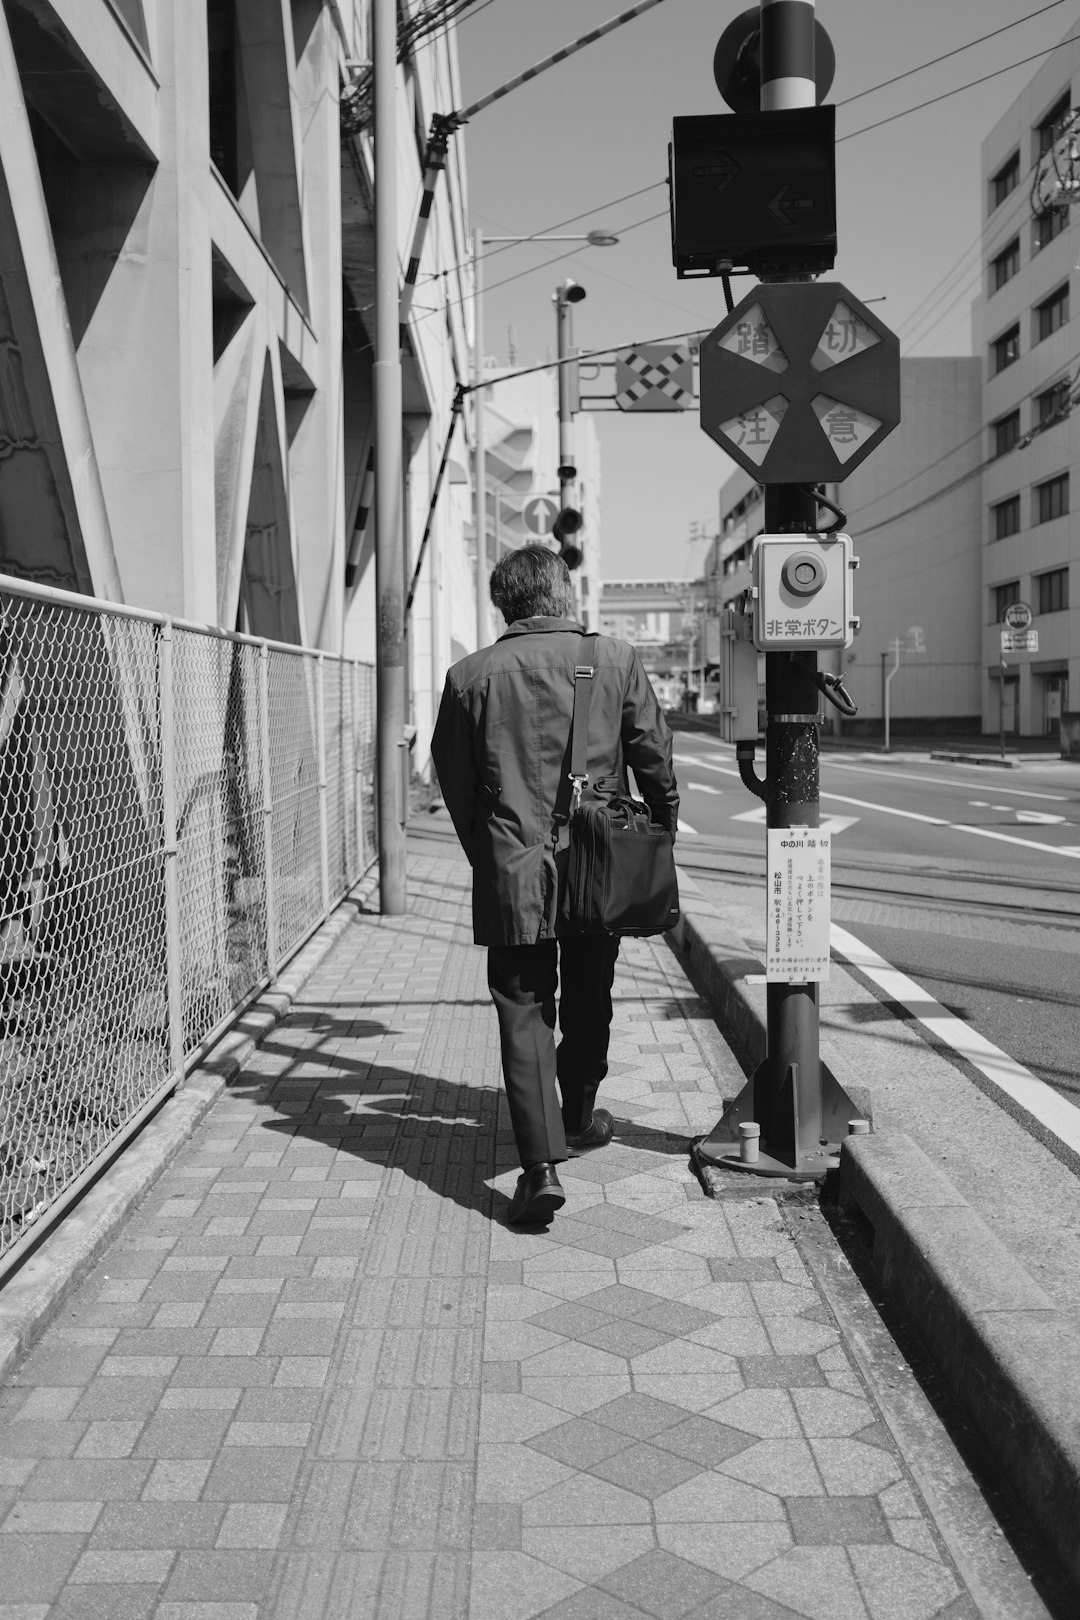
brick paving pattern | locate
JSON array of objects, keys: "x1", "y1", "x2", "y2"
[{"x1": 0, "y1": 836, "x2": 980, "y2": 1617}]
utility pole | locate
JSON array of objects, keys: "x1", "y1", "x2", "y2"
[
  {"x1": 373, "y1": 0, "x2": 406, "y2": 912},
  {"x1": 473, "y1": 227, "x2": 488, "y2": 650}
]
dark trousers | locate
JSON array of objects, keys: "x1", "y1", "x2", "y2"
[{"x1": 487, "y1": 935, "x2": 621, "y2": 1169}]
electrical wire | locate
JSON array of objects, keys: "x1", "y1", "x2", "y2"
[
  {"x1": 454, "y1": 0, "x2": 501, "y2": 25},
  {"x1": 835, "y1": 3, "x2": 1067, "y2": 109},
  {"x1": 896, "y1": 181, "x2": 1032, "y2": 343},
  {"x1": 396, "y1": 14, "x2": 1080, "y2": 374},
  {"x1": 854, "y1": 372, "x2": 1079, "y2": 540},
  {"x1": 456, "y1": 323, "x2": 708, "y2": 395},
  {"x1": 838, "y1": 33, "x2": 1080, "y2": 144},
  {"x1": 477, "y1": 183, "x2": 668, "y2": 265},
  {"x1": 440, "y1": 13, "x2": 1072, "y2": 264},
  {"x1": 847, "y1": 345, "x2": 1080, "y2": 524}
]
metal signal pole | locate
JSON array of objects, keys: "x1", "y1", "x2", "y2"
[
  {"x1": 757, "y1": 0, "x2": 828, "y2": 1172},
  {"x1": 695, "y1": 0, "x2": 864, "y2": 1180}
]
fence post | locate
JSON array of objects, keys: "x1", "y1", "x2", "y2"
[
  {"x1": 158, "y1": 619, "x2": 186, "y2": 1086},
  {"x1": 316, "y1": 652, "x2": 330, "y2": 920},
  {"x1": 353, "y1": 659, "x2": 366, "y2": 870},
  {"x1": 259, "y1": 641, "x2": 278, "y2": 975}
]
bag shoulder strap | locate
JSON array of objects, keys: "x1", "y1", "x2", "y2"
[{"x1": 568, "y1": 633, "x2": 598, "y2": 812}]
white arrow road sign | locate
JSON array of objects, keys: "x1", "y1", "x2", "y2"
[{"x1": 522, "y1": 495, "x2": 560, "y2": 536}]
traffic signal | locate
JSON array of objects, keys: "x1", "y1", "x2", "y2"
[{"x1": 553, "y1": 507, "x2": 583, "y2": 570}]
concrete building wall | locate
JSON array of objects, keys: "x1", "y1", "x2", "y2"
[
  {"x1": 0, "y1": 0, "x2": 475, "y2": 745},
  {"x1": 833, "y1": 358, "x2": 983, "y2": 734},
  {"x1": 973, "y1": 25, "x2": 1080, "y2": 740}
]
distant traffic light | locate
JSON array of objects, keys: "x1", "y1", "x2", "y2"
[{"x1": 552, "y1": 507, "x2": 583, "y2": 570}]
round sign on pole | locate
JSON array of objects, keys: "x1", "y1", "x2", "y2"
[
  {"x1": 522, "y1": 495, "x2": 559, "y2": 537},
  {"x1": 1003, "y1": 601, "x2": 1033, "y2": 632}
]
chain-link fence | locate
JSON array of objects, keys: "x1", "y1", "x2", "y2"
[{"x1": 0, "y1": 574, "x2": 376, "y2": 1275}]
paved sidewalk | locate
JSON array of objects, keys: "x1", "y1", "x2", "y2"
[{"x1": 0, "y1": 826, "x2": 991, "y2": 1617}]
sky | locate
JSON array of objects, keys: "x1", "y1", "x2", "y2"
[{"x1": 447, "y1": 0, "x2": 1077, "y2": 579}]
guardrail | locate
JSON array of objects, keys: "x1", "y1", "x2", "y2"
[{"x1": 0, "y1": 574, "x2": 376, "y2": 1278}]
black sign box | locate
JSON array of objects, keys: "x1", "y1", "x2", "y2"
[{"x1": 669, "y1": 106, "x2": 837, "y2": 279}]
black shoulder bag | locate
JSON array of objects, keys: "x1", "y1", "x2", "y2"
[{"x1": 559, "y1": 636, "x2": 680, "y2": 937}]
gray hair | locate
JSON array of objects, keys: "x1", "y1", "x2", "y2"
[{"x1": 489, "y1": 545, "x2": 573, "y2": 625}]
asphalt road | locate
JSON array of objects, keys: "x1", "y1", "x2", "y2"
[{"x1": 665, "y1": 728, "x2": 1080, "y2": 1117}]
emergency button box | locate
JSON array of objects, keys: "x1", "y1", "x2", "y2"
[{"x1": 750, "y1": 533, "x2": 857, "y2": 650}]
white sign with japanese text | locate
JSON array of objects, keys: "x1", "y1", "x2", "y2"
[{"x1": 766, "y1": 829, "x2": 831, "y2": 981}]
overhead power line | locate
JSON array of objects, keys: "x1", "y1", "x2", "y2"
[
  {"x1": 836, "y1": 3, "x2": 1066, "y2": 108},
  {"x1": 839, "y1": 33, "x2": 1080, "y2": 143}
]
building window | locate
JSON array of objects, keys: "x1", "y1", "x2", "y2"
[
  {"x1": 1035, "y1": 283, "x2": 1069, "y2": 342},
  {"x1": 1037, "y1": 379, "x2": 1071, "y2": 428},
  {"x1": 1036, "y1": 473, "x2": 1069, "y2": 523},
  {"x1": 991, "y1": 151, "x2": 1020, "y2": 209},
  {"x1": 994, "y1": 581, "x2": 1021, "y2": 621},
  {"x1": 207, "y1": 0, "x2": 240, "y2": 197},
  {"x1": 991, "y1": 239, "x2": 1020, "y2": 291},
  {"x1": 992, "y1": 412, "x2": 1020, "y2": 458},
  {"x1": 992, "y1": 496, "x2": 1021, "y2": 540},
  {"x1": 992, "y1": 324, "x2": 1020, "y2": 374},
  {"x1": 1037, "y1": 92, "x2": 1071, "y2": 157},
  {"x1": 1034, "y1": 205, "x2": 1069, "y2": 251},
  {"x1": 1037, "y1": 567, "x2": 1069, "y2": 614}
]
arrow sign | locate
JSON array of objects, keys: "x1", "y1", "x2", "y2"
[
  {"x1": 768, "y1": 187, "x2": 815, "y2": 227},
  {"x1": 522, "y1": 495, "x2": 560, "y2": 536}
]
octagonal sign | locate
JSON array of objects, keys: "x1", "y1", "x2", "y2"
[{"x1": 699, "y1": 282, "x2": 900, "y2": 482}]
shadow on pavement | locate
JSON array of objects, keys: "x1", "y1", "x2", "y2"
[{"x1": 239, "y1": 1004, "x2": 697, "y2": 1225}]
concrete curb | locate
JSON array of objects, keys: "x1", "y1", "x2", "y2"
[
  {"x1": 671, "y1": 893, "x2": 1080, "y2": 1591},
  {"x1": 0, "y1": 874, "x2": 377, "y2": 1383},
  {"x1": 668, "y1": 893, "x2": 873, "y2": 1126},
  {"x1": 839, "y1": 1132, "x2": 1080, "y2": 1590}
]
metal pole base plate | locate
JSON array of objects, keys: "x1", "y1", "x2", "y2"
[
  {"x1": 691, "y1": 1137, "x2": 839, "y2": 1188},
  {"x1": 692, "y1": 1060, "x2": 866, "y2": 1185}
]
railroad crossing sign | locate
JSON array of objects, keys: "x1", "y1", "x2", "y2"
[
  {"x1": 614, "y1": 344, "x2": 695, "y2": 412},
  {"x1": 522, "y1": 494, "x2": 560, "y2": 536},
  {"x1": 699, "y1": 282, "x2": 900, "y2": 482},
  {"x1": 1003, "y1": 600, "x2": 1033, "y2": 632}
]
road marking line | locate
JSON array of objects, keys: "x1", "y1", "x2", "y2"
[
  {"x1": 685, "y1": 782, "x2": 723, "y2": 795},
  {"x1": 677, "y1": 818, "x2": 698, "y2": 835},
  {"x1": 951, "y1": 824, "x2": 1080, "y2": 859},
  {"x1": 830, "y1": 923, "x2": 1080, "y2": 1159},
  {"x1": 821, "y1": 791, "x2": 1080, "y2": 855},
  {"x1": 682, "y1": 758, "x2": 1080, "y2": 856},
  {"x1": 674, "y1": 753, "x2": 738, "y2": 776},
  {"x1": 820, "y1": 791, "x2": 945, "y2": 825},
  {"x1": 827, "y1": 760, "x2": 1071, "y2": 801}
]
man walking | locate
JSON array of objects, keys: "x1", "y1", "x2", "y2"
[{"x1": 431, "y1": 546, "x2": 679, "y2": 1224}]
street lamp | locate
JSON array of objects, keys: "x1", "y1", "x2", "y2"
[{"x1": 471, "y1": 229, "x2": 618, "y2": 646}]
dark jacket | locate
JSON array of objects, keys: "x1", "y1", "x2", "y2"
[{"x1": 430, "y1": 616, "x2": 679, "y2": 946}]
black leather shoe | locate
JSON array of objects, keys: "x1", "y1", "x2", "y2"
[
  {"x1": 507, "y1": 1163, "x2": 565, "y2": 1225},
  {"x1": 565, "y1": 1108, "x2": 614, "y2": 1151}
]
